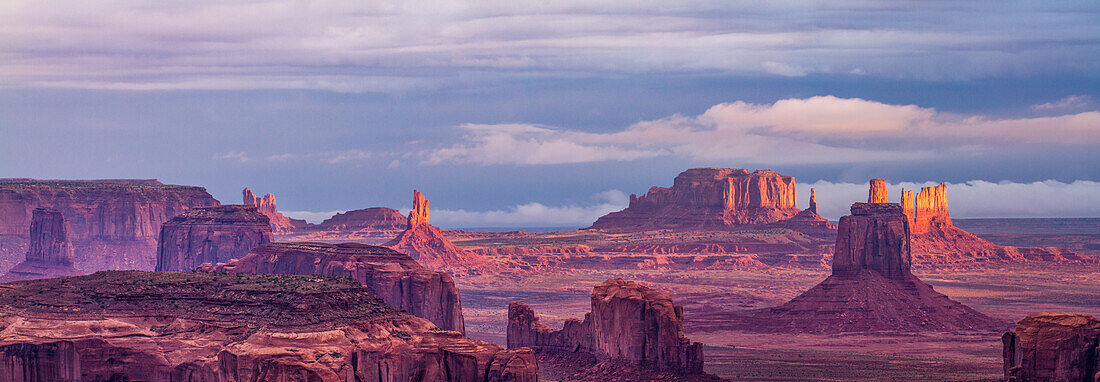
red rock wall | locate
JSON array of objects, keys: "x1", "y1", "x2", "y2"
[
  {"x1": 901, "y1": 183, "x2": 952, "y2": 234},
  {"x1": 1003, "y1": 313, "x2": 1100, "y2": 381},
  {"x1": 0, "y1": 180, "x2": 219, "y2": 272},
  {"x1": 508, "y1": 278, "x2": 704, "y2": 375},
  {"x1": 0, "y1": 208, "x2": 82, "y2": 282},
  {"x1": 155, "y1": 205, "x2": 273, "y2": 272},
  {"x1": 832, "y1": 203, "x2": 912, "y2": 279},
  {"x1": 210, "y1": 242, "x2": 466, "y2": 333}
]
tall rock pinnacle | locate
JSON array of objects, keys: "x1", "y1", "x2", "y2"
[
  {"x1": 808, "y1": 188, "x2": 818, "y2": 214},
  {"x1": 0, "y1": 208, "x2": 82, "y2": 281},
  {"x1": 408, "y1": 190, "x2": 430, "y2": 228},
  {"x1": 868, "y1": 178, "x2": 889, "y2": 203}
]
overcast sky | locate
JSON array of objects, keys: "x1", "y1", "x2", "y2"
[{"x1": 2, "y1": 1, "x2": 1099, "y2": 227}]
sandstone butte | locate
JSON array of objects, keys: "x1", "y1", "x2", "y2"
[
  {"x1": 0, "y1": 208, "x2": 81, "y2": 282},
  {"x1": 0, "y1": 271, "x2": 537, "y2": 381},
  {"x1": 770, "y1": 187, "x2": 836, "y2": 231},
  {"x1": 1003, "y1": 312, "x2": 1100, "y2": 382},
  {"x1": 588, "y1": 168, "x2": 802, "y2": 231},
  {"x1": 0, "y1": 179, "x2": 219, "y2": 273},
  {"x1": 204, "y1": 242, "x2": 466, "y2": 333},
  {"x1": 154, "y1": 205, "x2": 273, "y2": 272},
  {"x1": 873, "y1": 179, "x2": 1085, "y2": 267},
  {"x1": 725, "y1": 200, "x2": 1007, "y2": 333},
  {"x1": 508, "y1": 278, "x2": 705, "y2": 377},
  {"x1": 242, "y1": 187, "x2": 307, "y2": 234},
  {"x1": 384, "y1": 190, "x2": 489, "y2": 270}
]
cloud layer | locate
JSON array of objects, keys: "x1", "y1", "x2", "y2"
[
  {"x1": 2, "y1": 1, "x2": 1097, "y2": 91},
  {"x1": 422, "y1": 96, "x2": 1100, "y2": 166}
]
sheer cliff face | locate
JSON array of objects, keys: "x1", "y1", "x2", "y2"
[
  {"x1": 589, "y1": 168, "x2": 800, "y2": 230},
  {"x1": 0, "y1": 208, "x2": 82, "y2": 282},
  {"x1": 508, "y1": 278, "x2": 705, "y2": 375},
  {"x1": 0, "y1": 179, "x2": 219, "y2": 273},
  {"x1": 208, "y1": 242, "x2": 466, "y2": 333},
  {"x1": 1003, "y1": 313, "x2": 1100, "y2": 382},
  {"x1": 900, "y1": 183, "x2": 952, "y2": 234},
  {"x1": 242, "y1": 187, "x2": 304, "y2": 234},
  {"x1": 832, "y1": 203, "x2": 911, "y2": 279},
  {"x1": 0, "y1": 271, "x2": 536, "y2": 381},
  {"x1": 155, "y1": 205, "x2": 273, "y2": 272}
]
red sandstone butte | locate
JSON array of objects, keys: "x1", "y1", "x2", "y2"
[
  {"x1": 508, "y1": 278, "x2": 704, "y2": 375},
  {"x1": 0, "y1": 271, "x2": 536, "y2": 381},
  {"x1": 0, "y1": 208, "x2": 81, "y2": 282},
  {"x1": 726, "y1": 201, "x2": 1006, "y2": 333},
  {"x1": 1003, "y1": 312, "x2": 1100, "y2": 382},
  {"x1": 0, "y1": 179, "x2": 218, "y2": 273},
  {"x1": 588, "y1": 168, "x2": 800, "y2": 231},
  {"x1": 155, "y1": 205, "x2": 273, "y2": 272},
  {"x1": 868, "y1": 178, "x2": 889, "y2": 203},
  {"x1": 384, "y1": 190, "x2": 489, "y2": 270},
  {"x1": 242, "y1": 187, "x2": 307, "y2": 234},
  {"x1": 206, "y1": 242, "x2": 466, "y2": 333}
]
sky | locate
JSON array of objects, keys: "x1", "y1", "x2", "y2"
[{"x1": 2, "y1": 1, "x2": 1099, "y2": 228}]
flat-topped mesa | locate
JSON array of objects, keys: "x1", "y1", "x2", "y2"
[
  {"x1": 868, "y1": 178, "x2": 889, "y2": 203},
  {"x1": 316, "y1": 207, "x2": 407, "y2": 231},
  {"x1": 155, "y1": 205, "x2": 273, "y2": 272},
  {"x1": 1003, "y1": 313, "x2": 1100, "y2": 382},
  {"x1": 0, "y1": 208, "x2": 81, "y2": 281},
  {"x1": 0, "y1": 271, "x2": 536, "y2": 381},
  {"x1": 509, "y1": 278, "x2": 705, "y2": 375},
  {"x1": 0, "y1": 179, "x2": 219, "y2": 272},
  {"x1": 241, "y1": 187, "x2": 305, "y2": 234},
  {"x1": 385, "y1": 190, "x2": 489, "y2": 270},
  {"x1": 589, "y1": 168, "x2": 800, "y2": 230},
  {"x1": 833, "y1": 203, "x2": 911, "y2": 279},
  {"x1": 205, "y1": 242, "x2": 465, "y2": 333},
  {"x1": 901, "y1": 183, "x2": 952, "y2": 234}
]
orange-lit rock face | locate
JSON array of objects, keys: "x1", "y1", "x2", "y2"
[
  {"x1": 868, "y1": 178, "x2": 889, "y2": 203},
  {"x1": 385, "y1": 190, "x2": 489, "y2": 270},
  {"x1": 1003, "y1": 313, "x2": 1100, "y2": 382},
  {"x1": 408, "y1": 189, "x2": 430, "y2": 228},
  {"x1": 590, "y1": 168, "x2": 800, "y2": 230},
  {"x1": 901, "y1": 184, "x2": 952, "y2": 234},
  {"x1": 508, "y1": 278, "x2": 705, "y2": 375}
]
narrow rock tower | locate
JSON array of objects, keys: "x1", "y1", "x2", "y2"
[{"x1": 0, "y1": 208, "x2": 82, "y2": 281}]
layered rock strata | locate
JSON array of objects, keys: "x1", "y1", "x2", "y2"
[
  {"x1": 0, "y1": 208, "x2": 81, "y2": 282},
  {"x1": 0, "y1": 179, "x2": 218, "y2": 272},
  {"x1": 1002, "y1": 312, "x2": 1100, "y2": 382},
  {"x1": 0, "y1": 271, "x2": 536, "y2": 381},
  {"x1": 385, "y1": 190, "x2": 489, "y2": 270},
  {"x1": 726, "y1": 199, "x2": 1005, "y2": 333},
  {"x1": 205, "y1": 242, "x2": 466, "y2": 333},
  {"x1": 589, "y1": 168, "x2": 800, "y2": 230},
  {"x1": 508, "y1": 278, "x2": 704, "y2": 374},
  {"x1": 154, "y1": 205, "x2": 273, "y2": 272},
  {"x1": 242, "y1": 187, "x2": 306, "y2": 234}
]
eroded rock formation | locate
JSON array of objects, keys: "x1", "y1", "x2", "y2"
[
  {"x1": 317, "y1": 207, "x2": 407, "y2": 232},
  {"x1": 868, "y1": 178, "x2": 889, "y2": 203},
  {"x1": 0, "y1": 208, "x2": 81, "y2": 282},
  {"x1": 1002, "y1": 312, "x2": 1100, "y2": 382},
  {"x1": 589, "y1": 168, "x2": 800, "y2": 230},
  {"x1": 508, "y1": 278, "x2": 704, "y2": 375},
  {"x1": 154, "y1": 205, "x2": 273, "y2": 272},
  {"x1": 205, "y1": 242, "x2": 465, "y2": 333},
  {"x1": 726, "y1": 195, "x2": 1005, "y2": 333},
  {"x1": 385, "y1": 190, "x2": 489, "y2": 270},
  {"x1": 242, "y1": 187, "x2": 306, "y2": 234},
  {"x1": 0, "y1": 271, "x2": 536, "y2": 381},
  {"x1": 774, "y1": 187, "x2": 836, "y2": 231},
  {"x1": 0, "y1": 179, "x2": 218, "y2": 273}
]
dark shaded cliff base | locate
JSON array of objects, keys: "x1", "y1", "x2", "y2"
[{"x1": 0, "y1": 271, "x2": 536, "y2": 381}]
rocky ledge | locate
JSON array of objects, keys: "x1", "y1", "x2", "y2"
[
  {"x1": 204, "y1": 242, "x2": 466, "y2": 333},
  {"x1": 0, "y1": 271, "x2": 536, "y2": 381}
]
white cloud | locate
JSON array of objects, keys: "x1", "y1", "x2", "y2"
[
  {"x1": 1032, "y1": 95, "x2": 1092, "y2": 111},
  {"x1": 421, "y1": 96, "x2": 1100, "y2": 166},
  {"x1": 431, "y1": 189, "x2": 630, "y2": 228},
  {"x1": 762, "y1": 61, "x2": 808, "y2": 77},
  {"x1": 213, "y1": 151, "x2": 250, "y2": 162},
  {"x1": 804, "y1": 179, "x2": 1100, "y2": 220}
]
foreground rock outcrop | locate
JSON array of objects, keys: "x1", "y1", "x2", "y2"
[
  {"x1": 384, "y1": 190, "x2": 489, "y2": 270},
  {"x1": 726, "y1": 198, "x2": 1005, "y2": 333},
  {"x1": 0, "y1": 271, "x2": 536, "y2": 381},
  {"x1": 205, "y1": 242, "x2": 466, "y2": 333},
  {"x1": 155, "y1": 205, "x2": 273, "y2": 271},
  {"x1": 589, "y1": 168, "x2": 800, "y2": 230},
  {"x1": 509, "y1": 278, "x2": 704, "y2": 375},
  {"x1": 0, "y1": 179, "x2": 218, "y2": 273},
  {"x1": 1003, "y1": 312, "x2": 1100, "y2": 382},
  {"x1": 0, "y1": 208, "x2": 81, "y2": 282},
  {"x1": 242, "y1": 187, "x2": 306, "y2": 234}
]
